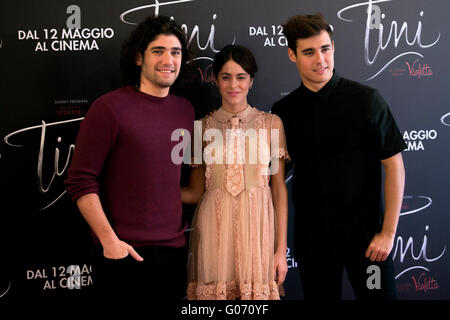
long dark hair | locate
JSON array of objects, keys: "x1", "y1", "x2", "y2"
[{"x1": 212, "y1": 45, "x2": 258, "y2": 79}]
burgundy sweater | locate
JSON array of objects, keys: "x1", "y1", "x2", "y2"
[{"x1": 65, "y1": 86, "x2": 194, "y2": 247}]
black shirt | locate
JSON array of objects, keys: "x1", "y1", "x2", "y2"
[{"x1": 271, "y1": 71, "x2": 406, "y2": 254}]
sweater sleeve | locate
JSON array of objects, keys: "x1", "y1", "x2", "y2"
[{"x1": 64, "y1": 99, "x2": 119, "y2": 202}]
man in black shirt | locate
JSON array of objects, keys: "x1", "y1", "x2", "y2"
[{"x1": 271, "y1": 13, "x2": 406, "y2": 300}]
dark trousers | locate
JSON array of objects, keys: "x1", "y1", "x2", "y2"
[
  {"x1": 296, "y1": 248, "x2": 397, "y2": 300},
  {"x1": 93, "y1": 245, "x2": 187, "y2": 301}
]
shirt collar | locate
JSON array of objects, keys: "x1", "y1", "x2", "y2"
[
  {"x1": 299, "y1": 70, "x2": 340, "y2": 100},
  {"x1": 213, "y1": 104, "x2": 257, "y2": 123}
]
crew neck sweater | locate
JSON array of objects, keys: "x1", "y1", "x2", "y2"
[{"x1": 65, "y1": 86, "x2": 194, "y2": 247}]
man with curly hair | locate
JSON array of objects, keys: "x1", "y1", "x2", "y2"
[{"x1": 65, "y1": 15, "x2": 194, "y2": 300}]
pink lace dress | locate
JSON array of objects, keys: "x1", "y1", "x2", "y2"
[{"x1": 186, "y1": 105, "x2": 290, "y2": 300}]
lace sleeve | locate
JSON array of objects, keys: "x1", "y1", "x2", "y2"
[{"x1": 270, "y1": 114, "x2": 291, "y2": 162}]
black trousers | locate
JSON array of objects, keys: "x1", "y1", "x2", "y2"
[
  {"x1": 296, "y1": 247, "x2": 397, "y2": 300},
  {"x1": 93, "y1": 244, "x2": 187, "y2": 301}
]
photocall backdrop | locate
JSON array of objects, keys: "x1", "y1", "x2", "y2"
[{"x1": 1, "y1": 0, "x2": 449, "y2": 301}]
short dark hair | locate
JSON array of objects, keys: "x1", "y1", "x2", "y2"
[
  {"x1": 212, "y1": 45, "x2": 258, "y2": 79},
  {"x1": 120, "y1": 15, "x2": 190, "y2": 86},
  {"x1": 282, "y1": 13, "x2": 333, "y2": 53}
]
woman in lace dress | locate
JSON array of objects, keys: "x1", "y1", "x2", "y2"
[{"x1": 182, "y1": 45, "x2": 289, "y2": 300}]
